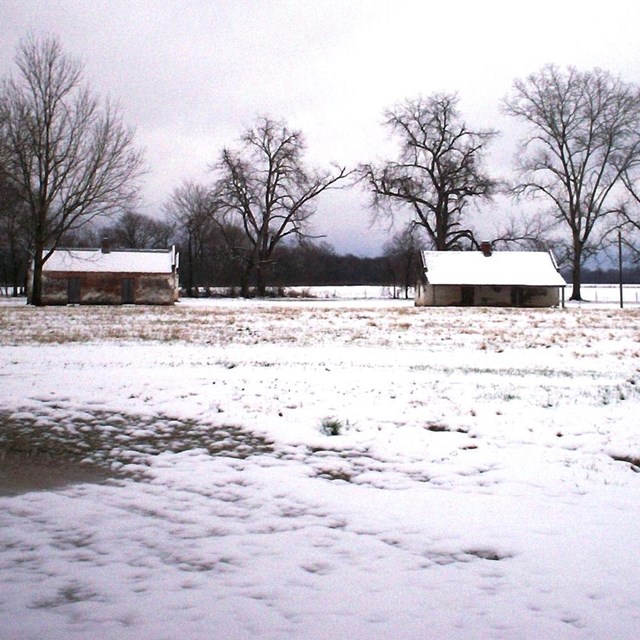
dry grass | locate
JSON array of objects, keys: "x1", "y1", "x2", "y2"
[{"x1": 2, "y1": 299, "x2": 640, "y2": 354}]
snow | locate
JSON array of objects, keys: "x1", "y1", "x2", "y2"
[
  {"x1": 421, "y1": 250, "x2": 567, "y2": 286},
  {"x1": 1, "y1": 295, "x2": 640, "y2": 639},
  {"x1": 43, "y1": 248, "x2": 176, "y2": 274}
]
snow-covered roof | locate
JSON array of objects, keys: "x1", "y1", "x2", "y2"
[
  {"x1": 421, "y1": 250, "x2": 566, "y2": 287},
  {"x1": 43, "y1": 248, "x2": 177, "y2": 274}
]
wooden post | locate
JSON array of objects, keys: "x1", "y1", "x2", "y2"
[{"x1": 618, "y1": 230, "x2": 624, "y2": 310}]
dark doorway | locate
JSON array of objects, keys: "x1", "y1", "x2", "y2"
[
  {"x1": 121, "y1": 278, "x2": 135, "y2": 304},
  {"x1": 461, "y1": 286, "x2": 475, "y2": 306},
  {"x1": 68, "y1": 277, "x2": 81, "y2": 304},
  {"x1": 511, "y1": 287, "x2": 525, "y2": 306}
]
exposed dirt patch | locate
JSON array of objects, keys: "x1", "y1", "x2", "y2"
[
  {"x1": 610, "y1": 454, "x2": 640, "y2": 472},
  {"x1": 0, "y1": 452, "x2": 114, "y2": 496},
  {"x1": 0, "y1": 409, "x2": 276, "y2": 484}
]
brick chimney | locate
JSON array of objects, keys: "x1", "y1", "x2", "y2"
[
  {"x1": 480, "y1": 241, "x2": 492, "y2": 257},
  {"x1": 101, "y1": 237, "x2": 111, "y2": 254}
]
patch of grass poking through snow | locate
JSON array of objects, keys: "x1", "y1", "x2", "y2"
[
  {"x1": 464, "y1": 548, "x2": 512, "y2": 562},
  {"x1": 425, "y1": 422, "x2": 468, "y2": 433},
  {"x1": 320, "y1": 417, "x2": 346, "y2": 436}
]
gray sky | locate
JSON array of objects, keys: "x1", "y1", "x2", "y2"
[{"x1": 2, "y1": 0, "x2": 640, "y2": 255}]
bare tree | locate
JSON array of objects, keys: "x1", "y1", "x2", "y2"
[
  {"x1": 164, "y1": 181, "x2": 248, "y2": 294},
  {"x1": 0, "y1": 34, "x2": 144, "y2": 305},
  {"x1": 165, "y1": 181, "x2": 215, "y2": 295},
  {"x1": 504, "y1": 65, "x2": 640, "y2": 300},
  {"x1": 358, "y1": 93, "x2": 499, "y2": 251},
  {"x1": 101, "y1": 211, "x2": 174, "y2": 250},
  {"x1": 212, "y1": 116, "x2": 350, "y2": 297},
  {"x1": 383, "y1": 223, "x2": 422, "y2": 299},
  {"x1": 617, "y1": 174, "x2": 640, "y2": 263}
]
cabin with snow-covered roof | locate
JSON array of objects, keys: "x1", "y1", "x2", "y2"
[
  {"x1": 415, "y1": 244, "x2": 566, "y2": 307},
  {"x1": 32, "y1": 240, "x2": 179, "y2": 305}
]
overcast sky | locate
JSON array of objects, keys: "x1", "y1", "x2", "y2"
[{"x1": 2, "y1": 0, "x2": 640, "y2": 255}]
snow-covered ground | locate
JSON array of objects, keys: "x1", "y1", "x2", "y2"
[{"x1": 1, "y1": 295, "x2": 640, "y2": 639}]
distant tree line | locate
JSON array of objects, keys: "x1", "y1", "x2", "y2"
[
  {"x1": 3, "y1": 34, "x2": 640, "y2": 301},
  {"x1": 571, "y1": 267, "x2": 640, "y2": 285}
]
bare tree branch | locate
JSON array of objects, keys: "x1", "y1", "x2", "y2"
[
  {"x1": 164, "y1": 180, "x2": 246, "y2": 295},
  {"x1": 212, "y1": 116, "x2": 350, "y2": 296},
  {"x1": 357, "y1": 93, "x2": 499, "y2": 251},
  {"x1": 383, "y1": 222, "x2": 423, "y2": 299},
  {"x1": 504, "y1": 64, "x2": 640, "y2": 299}
]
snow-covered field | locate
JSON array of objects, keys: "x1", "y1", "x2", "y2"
[{"x1": 1, "y1": 294, "x2": 640, "y2": 639}]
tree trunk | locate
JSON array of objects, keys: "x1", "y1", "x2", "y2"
[
  {"x1": 241, "y1": 263, "x2": 252, "y2": 298},
  {"x1": 186, "y1": 230, "x2": 192, "y2": 297},
  {"x1": 12, "y1": 268, "x2": 20, "y2": 297},
  {"x1": 29, "y1": 210, "x2": 47, "y2": 306},
  {"x1": 30, "y1": 247, "x2": 44, "y2": 306},
  {"x1": 256, "y1": 263, "x2": 267, "y2": 297},
  {"x1": 570, "y1": 258, "x2": 582, "y2": 301},
  {"x1": 570, "y1": 236, "x2": 583, "y2": 301}
]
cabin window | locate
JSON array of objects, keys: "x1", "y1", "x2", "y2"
[
  {"x1": 68, "y1": 277, "x2": 81, "y2": 304},
  {"x1": 121, "y1": 278, "x2": 135, "y2": 304}
]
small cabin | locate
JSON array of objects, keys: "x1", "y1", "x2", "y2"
[
  {"x1": 415, "y1": 245, "x2": 566, "y2": 307},
  {"x1": 33, "y1": 241, "x2": 179, "y2": 305}
]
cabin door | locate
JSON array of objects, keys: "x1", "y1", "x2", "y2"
[
  {"x1": 121, "y1": 278, "x2": 135, "y2": 304},
  {"x1": 68, "y1": 277, "x2": 81, "y2": 304},
  {"x1": 461, "y1": 286, "x2": 475, "y2": 306},
  {"x1": 511, "y1": 287, "x2": 525, "y2": 306}
]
